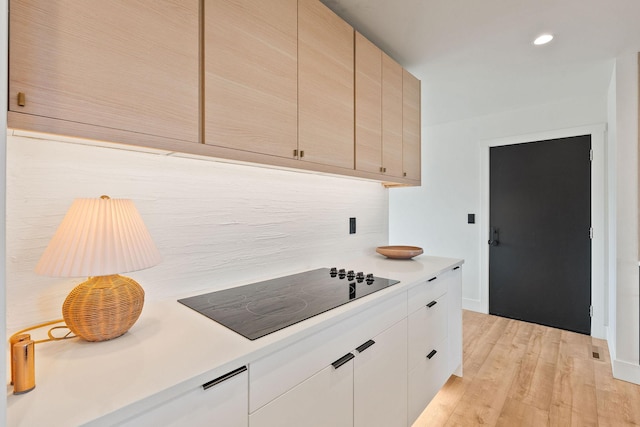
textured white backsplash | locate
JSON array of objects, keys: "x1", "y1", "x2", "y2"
[{"x1": 6, "y1": 132, "x2": 389, "y2": 331}]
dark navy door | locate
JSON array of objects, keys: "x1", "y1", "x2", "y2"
[{"x1": 489, "y1": 135, "x2": 592, "y2": 334}]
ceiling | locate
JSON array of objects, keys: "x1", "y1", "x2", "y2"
[{"x1": 321, "y1": 0, "x2": 640, "y2": 126}]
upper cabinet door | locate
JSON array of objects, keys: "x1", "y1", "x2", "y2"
[
  {"x1": 9, "y1": 0, "x2": 199, "y2": 143},
  {"x1": 381, "y1": 54, "x2": 404, "y2": 178},
  {"x1": 204, "y1": 0, "x2": 298, "y2": 158},
  {"x1": 355, "y1": 32, "x2": 382, "y2": 174},
  {"x1": 403, "y1": 69, "x2": 421, "y2": 181},
  {"x1": 298, "y1": 0, "x2": 354, "y2": 169}
]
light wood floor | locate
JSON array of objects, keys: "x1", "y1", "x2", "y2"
[{"x1": 414, "y1": 310, "x2": 640, "y2": 426}]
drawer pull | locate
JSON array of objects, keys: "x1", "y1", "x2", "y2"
[
  {"x1": 17, "y1": 92, "x2": 26, "y2": 107},
  {"x1": 356, "y1": 339, "x2": 376, "y2": 353},
  {"x1": 426, "y1": 350, "x2": 437, "y2": 360},
  {"x1": 428, "y1": 277, "x2": 437, "y2": 282},
  {"x1": 202, "y1": 366, "x2": 247, "y2": 390},
  {"x1": 332, "y1": 352, "x2": 355, "y2": 369},
  {"x1": 453, "y1": 266, "x2": 460, "y2": 271},
  {"x1": 426, "y1": 300, "x2": 438, "y2": 308}
]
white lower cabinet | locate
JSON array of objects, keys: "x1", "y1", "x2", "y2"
[
  {"x1": 406, "y1": 266, "x2": 463, "y2": 426},
  {"x1": 354, "y1": 318, "x2": 408, "y2": 427},
  {"x1": 249, "y1": 292, "x2": 408, "y2": 427},
  {"x1": 250, "y1": 318, "x2": 408, "y2": 427},
  {"x1": 407, "y1": 337, "x2": 450, "y2": 424},
  {"x1": 248, "y1": 267, "x2": 463, "y2": 427},
  {"x1": 448, "y1": 267, "x2": 463, "y2": 375},
  {"x1": 116, "y1": 366, "x2": 248, "y2": 427},
  {"x1": 249, "y1": 357, "x2": 354, "y2": 427},
  {"x1": 117, "y1": 266, "x2": 462, "y2": 427},
  {"x1": 407, "y1": 291, "x2": 447, "y2": 371}
]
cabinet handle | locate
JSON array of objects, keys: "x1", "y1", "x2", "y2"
[
  {"x1": 202, "y1": 366, "x2": 247, "y2": 390},
  {"x1": 332, "y1": 352, "x2": 355, "y2": 369},
  {"x1": 383, "y1": 167, "x2": 387, "y2": 173},
  {"x1": 17, "y1": 92, "x2": 26, "y2": 107},
  {"x1": 428, "y1": 277, "x2": 437, "y2": 282},
  {"x1": 293, "y1": 149, "x2": 298, "y2": 158},
  {"x1": 356, "y1": 339, "x2": 376, "y2": 353},
  {"x1": 426, "y1": 300, "x2": 437, "y2": 308},
  {"x1": 453, "y1": 266, "x2": 460, "y2": 271},
  {"x1": 379, "y1": 166, "x2": 384, "y2": 173},
  {"x1": 300, "y1": 150, "x2": 305, "y2": 158},
  {"x1": 426, "y1": 350, "x2": 437, "y2": 360},
  {"x1": 403, "y1": 172, "x2": 407, "y2": 177}
]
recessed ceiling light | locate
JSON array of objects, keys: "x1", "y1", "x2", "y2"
[{"x1": 533, "y1": 34, "x2": 554, "y2": 45}]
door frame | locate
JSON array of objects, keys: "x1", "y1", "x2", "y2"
[{"x1": 478, "y1": 124, "x2": 607, "y2": 338}]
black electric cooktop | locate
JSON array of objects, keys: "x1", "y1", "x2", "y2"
[{"x1": 178, "y1": 268, "x2": 400, "y2": 340}]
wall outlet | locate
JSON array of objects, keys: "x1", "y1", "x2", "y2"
[{"x1": 349, "y1": 217, "x2": 356, "y2": 234}]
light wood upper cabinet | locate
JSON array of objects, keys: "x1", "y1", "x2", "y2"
[
  {"x1": 8, "y1": 0, "x2": 199, "y2": 145},
  {"x1": 298, "y1": 0, "x2": 354, "y2": 169},
  {"x1": 354, "y1": 34, "x2": 406, "y2": 180},
  {"x1": 355, "y1": 32, "x2": 382, "y2": 174},
  {"x1": 8, "y1": 0, "x2": 421, "y2": 186},
  {"x1": 403, "y1": 69, "x2": 422, "y2": 181},
  {"x1": 382, "y1": 54, "x2": 404, "y2": 178},
  {"x1": 204, "y1": 0, "x2": 298, "y2": 158}
]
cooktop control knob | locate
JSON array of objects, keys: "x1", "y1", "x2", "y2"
[
  {"x1": 347, "y1": 270, "x2": 355, "y2": 280},
  {"x1": 366, "y1": 273, "x2": 374, "y2": 285},
  {"x1": 330, "y1": 267, "x2": 338, "y2": 277},
  {"x1": 356, "y1": 272, "x2": 364, "y2": 282},
  {"x1": 338, "y1": 268, "x2": 346, "y2": 279}
]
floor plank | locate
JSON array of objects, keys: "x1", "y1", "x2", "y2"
[{"x1": 413, "y1": 310, "x2": 640, "y2": 426}]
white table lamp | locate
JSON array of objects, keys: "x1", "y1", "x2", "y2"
[{"x1": 35, "y1": 195, "x2": 161, "y2": 342}]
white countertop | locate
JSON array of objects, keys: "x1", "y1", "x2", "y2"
[{"x1": 6, "y1": 254, "x2": 463, "y2": 427}]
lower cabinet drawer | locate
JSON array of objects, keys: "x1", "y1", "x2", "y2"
[
  {"x1": 407, "y1": 273, "x2": 448, "y2": 314},
  {"x1": 250, "y1": 361, "x2": 353, "y2": 427},
  {"x1": 116, "y1": 367, "x2": 248, "y2": 427},
  {"x1": 407, "y1": 338, "x2": 450, "y2": 426},
  {"x1": 407, "y1": 292, "x2": 448, "y2": 371}
]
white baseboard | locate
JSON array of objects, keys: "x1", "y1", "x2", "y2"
[
  {"x1": 612, "y1": 358, "x2": 640, "y2": 385},
  {"x1": 462, "y1": 298, "x2": 486, "y2": 313}
]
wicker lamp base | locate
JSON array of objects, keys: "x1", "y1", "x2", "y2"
[{"x1": 62, "y1": 274, "x2": 145, "y2": 342}]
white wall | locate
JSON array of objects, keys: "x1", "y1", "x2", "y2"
[
  {"x1": 611, "y1": 52, "x2": 640, "y2": 383},
  {"x1": 5, "y1": 132, "x2": 389, "y2": 331},
  {"x1": 390, "y1": 92, "x2": 608, "y2": 312}
]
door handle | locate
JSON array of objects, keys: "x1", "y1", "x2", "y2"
[
  {"x1": 488, "y1": 226, "x2": 500, "y2": 246},
  {"x1": 355, "y1": 339, "x2": 375, "y2": 353},
  {"x1": 332, "y1": 353, "x2": 355, "y2": 369},
  {"x1": 202, "y1": 366, "x2": 247, "y2": 390}
]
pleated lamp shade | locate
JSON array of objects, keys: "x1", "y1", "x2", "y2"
[
  {"x1": 36, "y1": 196, "x2": 162, "y2": 277},
  {"x1": 35, "y1": 196, "x2": 162, "y2": 341}
]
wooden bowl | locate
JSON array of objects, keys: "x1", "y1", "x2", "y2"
[{"x1": 376, "y1": 246, "x2": 423, "y2": 259}]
